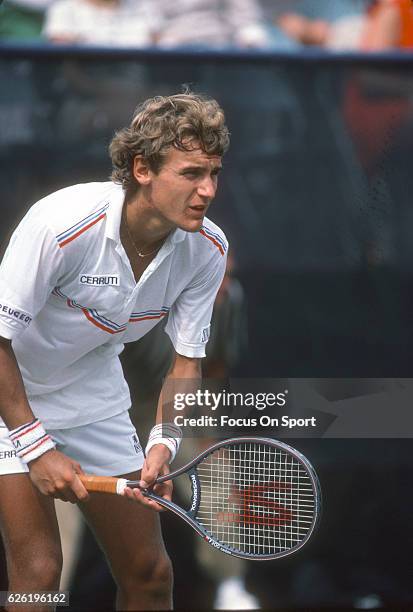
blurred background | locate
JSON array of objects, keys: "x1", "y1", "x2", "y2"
[{"x1": 1, "y1": 0, "x2": 413, "y2": 610}]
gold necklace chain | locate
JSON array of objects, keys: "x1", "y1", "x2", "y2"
[{"x1": 124, "y1": 213, "x2": 164, "y2": 259}]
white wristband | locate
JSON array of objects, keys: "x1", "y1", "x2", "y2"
[
  {"x1": 9, "y1": 418, "x2": 56, "y2": 464},
  {"x1": 145, "y1": 423, "x2": 183, "y2": 464}
]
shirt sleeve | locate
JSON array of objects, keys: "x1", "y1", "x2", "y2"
[
  {"x1": 165, "y1": 251, "x2": 227, "y2": 358},
  {"x1": 0, "y1": 208, "x2": 65, "y2": 340}
]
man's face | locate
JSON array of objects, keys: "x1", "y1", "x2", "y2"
[{"x1": 136, "y1": 145, "x2": 222, "y2": 233}]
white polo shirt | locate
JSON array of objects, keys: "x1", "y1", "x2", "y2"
[{"x1": 0, "y1": 182, "x2": 227, "y2": 429}]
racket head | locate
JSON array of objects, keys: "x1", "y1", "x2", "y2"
[{"x1": 164, "y1": 436, "x2": 322, "y2": 560}]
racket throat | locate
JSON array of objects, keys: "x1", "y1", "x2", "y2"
[{"x1": 187, "y1": 469, "x2": 201, "y2": 518}]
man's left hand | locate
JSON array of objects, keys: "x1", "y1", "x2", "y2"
[{"x1": 124, "y1": 444, "x2": 172, "y2": 511}]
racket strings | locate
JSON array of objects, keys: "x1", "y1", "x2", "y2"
[{"x1": 195, "y1": 443, "x2": 316, "y2": 556}]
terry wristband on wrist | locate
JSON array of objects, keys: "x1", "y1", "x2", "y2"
[
  {"x1": 9, "y1": 418, "x2": 56, "y2": 464},
  {"x1": 145, "y1": 423, "x2": 183, "y2": 463}
]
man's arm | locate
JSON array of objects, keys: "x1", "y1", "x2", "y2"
[
  {"x1": 0, "y1": 337, "x2": 88, "y2": 503},
  {"x1": 0, "y1": 337, "x2": 34, "y2": 428},
  {"x1": 125, "y1": 352, "x2": 201, "y2": 511}
]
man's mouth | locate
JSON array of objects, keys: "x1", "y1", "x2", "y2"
[
  {"x1": 189, "y1": 205, "x2": 208, "y2": 212},
  {"x1": 187, "y1": 204, "x2": 208, "y2": 218}
]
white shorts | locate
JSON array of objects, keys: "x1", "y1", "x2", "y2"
[{"x1": 0, "y1": 411, "x2": 145, "y2": 476}]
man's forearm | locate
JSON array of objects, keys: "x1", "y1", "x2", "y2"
[
  {"x1": 143, "y1": 354, "x2": 202, "y2": 464},
  {"x1": 155, "y1": 353, "x2": 202, "y2": 425},
  {"x1": 132, "y1": 354, "x2": 202, "y2": 505},
  {"x1": 0, "y1": 337, "x2": 35, "y2": 429}
]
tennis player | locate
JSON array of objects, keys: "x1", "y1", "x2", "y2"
[{"x1": 0, "y1": 92, "x2": 229, "y2": 610}]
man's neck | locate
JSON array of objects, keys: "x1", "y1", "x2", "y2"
[{"x1": 123, "y1": 191, "x2": 174, "y2": 249}]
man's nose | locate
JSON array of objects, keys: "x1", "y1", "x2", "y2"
[{"x1": 197, "y1": 177, "x2": 216, "y2": 199}]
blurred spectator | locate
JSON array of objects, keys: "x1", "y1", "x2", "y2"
[
  {"x1": 276, "y1": 0, "x2": 413, "y2": 175},
  {"x1": 277, "y1": 0, "x2": 413, "y2": 50},
  {"x1": 43, "y1": 0, "x2": 159, "y2": 46},
  {"x1": 0, "y1": 0, "x2": 54, "y2": 40},
  {"x1": 361, "y1": 0, "x2": 413, "y2": 48},
  {"x1": 152, "y1": 0, "x2": 271, "y2": 49}
]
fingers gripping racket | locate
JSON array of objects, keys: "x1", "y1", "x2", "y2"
[{"x1": 80, "y1": 437, "x2": 321, "y2": 560}]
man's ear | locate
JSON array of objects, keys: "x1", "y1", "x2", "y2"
[{"x1": 133, "y1": 156, "x2": 152, "y2": 186}]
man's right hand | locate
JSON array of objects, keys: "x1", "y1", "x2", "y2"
[{"x1": 28, "y1": 449, "x2": 89, "y2": 503}]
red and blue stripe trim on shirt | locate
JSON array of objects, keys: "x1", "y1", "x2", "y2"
[
  {"x1": 52, "y1": 286, "x2": 127, "y2": 335},
  {"x1": 129, "y1": 307, "x2": 170, "y2": 323},
  {"x1": 199, "y1": 225, "x2": 227, "y2": 256},
  {"x1": 52, "y1": 288, "x2": 170, "y2": 334},
  {"x1": 56, "y1": 204, "x2": 109, "y2": 248}
]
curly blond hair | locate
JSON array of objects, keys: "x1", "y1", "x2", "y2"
[{"x1": 109, "y1": 91, "x2": 230, "y2": 191}]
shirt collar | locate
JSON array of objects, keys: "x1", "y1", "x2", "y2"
[
  {"x1": 104, "y1": 183, "x2": 124, "y2": 242},
  {"x1": 104, "y1": 182, "x2": 187, "y2": 247},
  {"x1": 169, "y1": 228, "x2": 187, "y2": 245}
]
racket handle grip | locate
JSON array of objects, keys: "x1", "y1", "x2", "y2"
[{"x1": 80, "y1": 475, "x2": 127, "y2": 495}]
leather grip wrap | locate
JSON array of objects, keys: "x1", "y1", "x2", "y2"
[{"x1": 80, "y1": 475, "x2": 125, "y2": 495}]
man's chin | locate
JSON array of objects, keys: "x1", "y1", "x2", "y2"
[{"x1": 179, "y1": 218, "x2": 204, "y2": 233}]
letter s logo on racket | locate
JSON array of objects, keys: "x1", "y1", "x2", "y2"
[{"x1": 80, "y1": 437, "x2": 322, "y2": 560}]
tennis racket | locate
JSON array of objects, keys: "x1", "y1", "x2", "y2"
[{"x1": 80, "y1": 436, "x2": 321, "y2": 560}]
